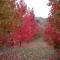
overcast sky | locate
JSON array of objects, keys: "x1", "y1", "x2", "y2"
[{"x1": 17, "y1": 0, "x2": 51, "y2": 18}]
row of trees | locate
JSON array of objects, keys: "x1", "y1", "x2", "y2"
[
  {"x1": 0, "y1": 0, "x2": 60, "y2": 59},
  {"x1": 0, "y1": 0, "x2": 40, "y2": 47},
  {"x1": 0, "y1": 0, "x2": 60, "y2": 50},
  {"x1": 44, "y1": 0, "x2": 60, "y2": 47},
  {"x1": 44, "y1": 0, "x2": 60, "y2": 59}
]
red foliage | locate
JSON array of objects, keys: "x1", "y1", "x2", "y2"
[
  {"x1": 44, "y1": 23, "x2": 60, "y2": 46},
  {"x1": 8, "y1": 10, "x2": 40, "y2": 47},
  {"x1": 0, "y1": 34, "x2": 6, "y2": 46},
  {"x1": 4, "y1": 0, "x2": 40, "y2": 47},
  {"x1": 21, "y1": 11, "x2": 40, "y2": 41},
  {"x1": 45, "y1": 0, "x2": 60, "y2": 49},
  {"x1": 44, "y1": 24, "x2": 54, "y2": 45}
]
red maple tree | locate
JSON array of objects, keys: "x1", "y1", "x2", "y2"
[
  {"x1": 44, "y1": 0, "x2": 60, "y2": 46},
  {"x1": 44, "y1": 0, "x2": 60, "y2": 59},
  {"x1": 5, "y1": 0, "x2": 40, "y2": 47}
]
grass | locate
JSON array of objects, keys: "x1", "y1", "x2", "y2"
[{"x1": 0, "y1": 36, "x2": 56, "y2": 60}]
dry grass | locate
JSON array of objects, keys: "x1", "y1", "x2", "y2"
[{"x1": 0, "y1": 36, "x2": 57, "y2": 60}]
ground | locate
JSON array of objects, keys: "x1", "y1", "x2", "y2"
[{"x1": 0, "y1": 37, "x2": 57, "y2": 60}]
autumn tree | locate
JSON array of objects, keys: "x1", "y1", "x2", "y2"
[
  {"x1": 48, "y1": 0, "x2": 60, "y2": 47},
  {"x1": 48, "y1": 0, "x2": 60, "y2": 31},
  {"x1": 5, "y1": 0, "x2": 28, "y2": 47},
  {"x1": 44, "y1": 0, "x2": 60, "y2": 59},
  {"x1": 0, "y1": 0, "x2": 40, "y2": 47},
  {"x1": 8, "y1": 2, "x2": 40, "y2": 47},
  {"x1": 44, "y1": 0, "x2": 60, "y2": 46},
  {"x1": 0, "y1": 0, "x2": 25, "y2": 47}
]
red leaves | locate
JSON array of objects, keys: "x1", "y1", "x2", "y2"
[
  {"x1": 0, "y1": 34, "x2": 6, "y2": 47},
  {"x1": 44, "y1": 23, "x2": 60, "y2": 46},
  {"x1": 0, "y1": 35, "x2": 4, "y2": 44},
  {"x1": 9, "y1": 10, "x2": 40, "y2": 45},
  {"x1": 4, "y1": 9, "x2": 40, "y2": 47},
  {"x1": 44, "y1": 24, "x2": 54, "y2": 45},
  {"x1": 48, "y1": 0, "x2": 60, "y2": 49},
  {"x1": 0, "y1": 0, "x2": 40, "y2": 47}
]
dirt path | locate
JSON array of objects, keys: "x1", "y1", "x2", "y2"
[{"x1": 0, "y1": 37, "x2": 57, "y2": 60}]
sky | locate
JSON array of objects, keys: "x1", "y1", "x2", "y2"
[{"x1": 16, "y1": 0, "x2": 51, "y2": 18}]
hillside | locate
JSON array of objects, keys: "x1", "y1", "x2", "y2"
[{"x1": 36, "y1": 17, "x2": 48, "y2": 23}]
